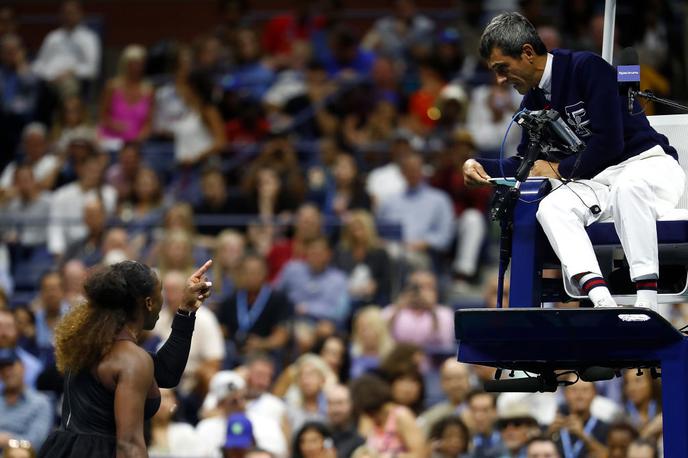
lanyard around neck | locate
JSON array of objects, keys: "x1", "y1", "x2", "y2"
[
  {"x1": 236, "y1": 286, "x2": 271, "y2": 332},
  {"x1": 560, "y1": 416, "x2": 598, "y2": 458}
]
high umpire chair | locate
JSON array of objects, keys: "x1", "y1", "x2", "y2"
[{"x1": 454, "y1": 114, "x2": 688, "y2": 455}]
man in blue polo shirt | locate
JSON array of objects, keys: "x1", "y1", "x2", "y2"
[
  {"x1": 463, "y1": 12, "x2": 684, "y2": 310},
  {"x1": 0, "y1": 347, "x2": 53, "y2": 451}
]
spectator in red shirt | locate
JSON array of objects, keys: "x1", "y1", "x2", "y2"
[
  {"x1": 261, "y1": 0, "x2": 325, "y2": 61},
  {"x1": 267, "y1": 203, "x2": 324, "y2": 281},
  {"x1": 431, "y1": 129, "x2": 492, "y2": 282}
]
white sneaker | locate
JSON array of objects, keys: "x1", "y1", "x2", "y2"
[{"x1": 593, "y1": 297, "x2": 620, "y2": 308}]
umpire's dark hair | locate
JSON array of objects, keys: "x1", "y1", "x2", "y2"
[{"x1": 479, "y1": 12, "x2": 547, "y2": 59}]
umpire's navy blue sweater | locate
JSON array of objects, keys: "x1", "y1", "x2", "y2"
[{"x1": 477, "y1": 49, "x2": 678, "y2": 179}]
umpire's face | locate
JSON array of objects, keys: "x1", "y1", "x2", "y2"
[{"x1": 487, "y1": 45, "x2": 540, "y2": 95}]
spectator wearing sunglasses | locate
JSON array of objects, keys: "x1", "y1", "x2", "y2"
[{"x1": 494, "y1": 404, "x2": 540, "y2": 458}]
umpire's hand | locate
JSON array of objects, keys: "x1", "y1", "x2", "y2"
[{"x1": 463, "y1": 159, "x2": 492, "y2": 186}]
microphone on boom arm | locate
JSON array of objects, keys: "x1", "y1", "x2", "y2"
[{"x1": 617, "y1": 47, "x2": 640, "y2": 115}]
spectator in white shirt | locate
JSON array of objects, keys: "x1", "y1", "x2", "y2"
[
  {"x1": 197, "y1": 371, "x2": 288, "y2": 458},
  {"x1": 244, "y1": 353, "x2": 289, "y2": 439},
  {"x1": 152, "y1": 270, "x2": 225, "y2": 417},
  {"x1": 365, "y1": 131, "x2": 417, "y2": 208},
  {"x1": 32, "y1": 0, "x2": 100, "y2": 96},
  {"x1": 47, "y1": 152, "x2": 116, "y2": 256},
  {"x1": 1, "y1": 123, "x2": 60, "y2": 197},
  {"x1": 466, "y1": 80, "x2": 522, "y2": 158},
  {"x1": 2, "y1": 165, "x2": 51, "y2": 255}
]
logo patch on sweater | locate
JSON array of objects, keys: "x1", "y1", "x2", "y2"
[{"x1": 564, "y1": 101, "x2": 592, "y2": 137}]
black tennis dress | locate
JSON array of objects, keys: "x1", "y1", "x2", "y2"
[{"x1": 38, "y1": 312, "x2": 195, "y2": 457}]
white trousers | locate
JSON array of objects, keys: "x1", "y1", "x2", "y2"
[
  {"x1": 536, "y1": 146, "x2": 685, "y2": 282},
  {"x1": 453, "y1": 208, "x2": 487, "y2": 277}
]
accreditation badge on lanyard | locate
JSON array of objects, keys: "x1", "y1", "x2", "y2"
[
  {"x1": 560, "y1": 417, "x2": 598, "y2": 458},
  {"x1": 235, "y1": 286, "x2": 272, "y2": 342}
]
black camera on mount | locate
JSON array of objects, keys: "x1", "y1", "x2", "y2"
[
  {"x1": 489, "y1": 109, "x2": 585, "y2": 223},
  {"x1": 514, "y1": 109, "x2": 585, "y2": 167}
]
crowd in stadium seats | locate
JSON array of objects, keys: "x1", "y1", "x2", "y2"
[{"x1": 0, "y1": 0, "x2": 686, "y2": 456}]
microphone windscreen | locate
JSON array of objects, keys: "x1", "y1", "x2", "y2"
[
  {"x1": 484, "y1": 377, "x2": 557, "y2": 393},
  {"x1": 579, "y1": 366, "x2": 616, "y2": 382},
  {"x1": 618, "y1": 47, "x2": 639, "y2": 66}
]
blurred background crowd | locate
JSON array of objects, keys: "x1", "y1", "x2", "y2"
[{"x1": 0, "y1": 0, "x2": 687, "y2": 457}]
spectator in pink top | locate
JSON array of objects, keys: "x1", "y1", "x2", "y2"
[
  {"x1": 98, "y1": 45, "x2": 153, "y2": 147},
  {"x1": 383, "y1": 270, "x2": 454, "y2": 352}
]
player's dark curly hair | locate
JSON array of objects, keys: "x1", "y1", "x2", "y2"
[{"x1": 55, "y1": 261, "x2": 157, "y2": 373}]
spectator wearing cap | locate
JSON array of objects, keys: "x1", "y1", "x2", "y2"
[
  {"x1": 419, "y1": 359, "x2": 471, "y2": 436},
  {"x1": 0, "y1": 309, "x2": 42, "y2": 390},
  {"x1": 431, "y1": 129, "x2": 492, "y2": 284},
  {"x1": 376, "y1": 152, "x2": 454, "y2": 270},
  {"x1": 548, "y1": 380, "x2": 609, "y2": 458},
  {"x1": 222, "y1": 413, "x2": 255, "y2": 458},
  {"x1": 0, "y1": 348, "x2": 53, "y2": 450},
  {"x1": 196, "y1": 371, "x2": 287, "y2": 458},
  {"x1": 494, "y1": 404, "x2": 540, "y2": 458},
  {"x1": 429, "y1": 83, "x2": 469, "y2": 146}
]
